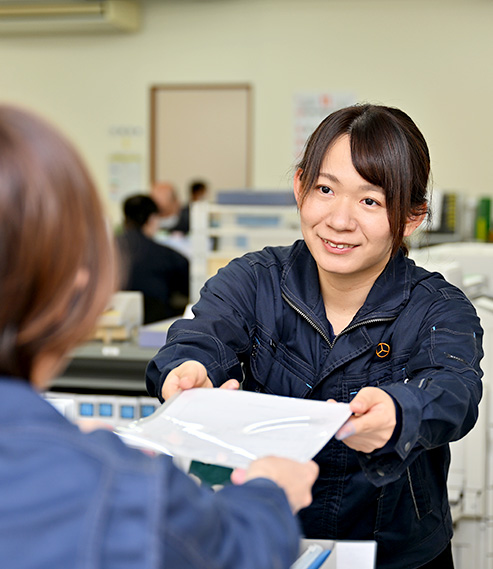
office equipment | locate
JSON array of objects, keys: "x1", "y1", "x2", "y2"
[
  {"x1": 407, "y1": 190, "x2": 477, "y2": 247},
  {"x1": 138, "y1": 317, "x2": 177, "y2": 348},
  {"x1": 449, "y1": 297, "x2": 493, "y2": 569},
  {"x1": 407, "y1": 245, "x2": 493, "y2": 569},
  {"x1": 93, "y1": 291, "x2": 143, "y2": 343},
  {"x1": 0, "y1": 1, "x2": 140, "y2": 34},
  {"x1": 291, "y1": 544, "x2": 325, "y2": 569},
  {"x1": 216, "y1": 189, "x2": 297, "y2": 206},
  {"x1": 409, "y1": 242, "x2": 493, "y2": 297},
  {"x1": 307, "y1": 549, "x2": 332, "y2": 569},
  {"x1": 51, "y1": 339, "x2": 156, "y2": 395},
  {"x1": 294, "y1": 540, "x2": 376, "y2": 569},
  {"x1": 190, "y1": 199, "x2": 301, "y2": 302},
  {"x1": 45, "y1": 395, "x2": 77, "y2": 422},
  {"x1": 46, "y1": 392, "x2": 159, "y2": 427}
]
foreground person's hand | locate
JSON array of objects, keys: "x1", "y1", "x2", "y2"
[{"x1": 231, "y1": 457, "x2": 319, "y2": 513}]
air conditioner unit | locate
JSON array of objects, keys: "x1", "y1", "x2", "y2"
[{"x1": 0, "y1": 1, "x2": 140, "y2": 34}]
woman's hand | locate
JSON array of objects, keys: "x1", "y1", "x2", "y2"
[
  {"x1": 334, "y1": 387, "x2": 397, "y2": 453},
  {"x1": 231, "y1": 457, "x2": 319, "y2": 514},
  {"x1": 161, "y1": 360, "x2": 239, "y2": 400}
]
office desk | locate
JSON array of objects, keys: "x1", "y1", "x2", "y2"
[{"x1": 52, "y1": 341, "x2": 159, "y2": 395}]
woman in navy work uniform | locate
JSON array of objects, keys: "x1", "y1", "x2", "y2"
[
  {"x1": 0, "y1": 104, "x2": 319, "y2": 569},
  {"x1": 146, "y1": 104, "x2": 484, "y2": 569}
]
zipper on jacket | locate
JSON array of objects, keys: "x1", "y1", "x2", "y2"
[
  {"x1": 281, "y1": 291, "x2": 396, "y2": 348},
  {"x1": 282, "y1": 292, "x2": 333, "y2": 345},
  {"x1": 340, "y1": 316, "x2": 397, "y2": 339},
  {"x1": 406, "y1": 468, "x2": 424, "y2": 520}
]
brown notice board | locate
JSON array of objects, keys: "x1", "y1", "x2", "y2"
[{"x1": 150, "y1": 84, "x2": 252, "y2": 199}]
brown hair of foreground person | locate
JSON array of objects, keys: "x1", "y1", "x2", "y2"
[{"x1": 0, "y1": 105, "x2": 116, "y2": 385}]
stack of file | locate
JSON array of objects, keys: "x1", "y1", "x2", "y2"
[{"x1": 291, "y1": 543, "x2": 332, "y2": 569}]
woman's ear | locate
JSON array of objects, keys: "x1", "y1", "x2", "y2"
[
  {"x1": 293, "y1": 168, "x2": 304, "y2": 207},
  {"x1": 404, "y1": 208, "x2": 427, "y2": 237}
]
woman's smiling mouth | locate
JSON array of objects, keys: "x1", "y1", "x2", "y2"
[{"x1": 322, "y1": 238, "x2": 356, "y2": 250}]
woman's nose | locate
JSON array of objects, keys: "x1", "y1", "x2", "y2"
[{"x1": 324, "y1": 199, "x2": 357, "y2": 231}]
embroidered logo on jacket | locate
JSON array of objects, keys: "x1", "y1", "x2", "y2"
[{"x1": 376, "y1": 342, "x2": 391, "y2": 359}]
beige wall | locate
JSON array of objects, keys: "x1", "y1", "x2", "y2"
[{"x1": 0, "y1": 0, "x2": 491, "y2": 223}]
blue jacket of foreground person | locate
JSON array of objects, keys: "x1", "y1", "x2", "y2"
[
  {"x1": 146, "y1": 240, "x2": 484, "y2": 569},
  {"x1": 0, "y1": 379, "x2": 300, "y2": 569}
]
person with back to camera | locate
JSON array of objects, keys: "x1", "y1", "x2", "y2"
[
  {"x1": 118, "y1": 193, "x2": 189, "y2": 324},
  {"x1": 0, "y1": 104, "x2": 319, "y2": 569},
  {"x1": 146, "y1": 104, "x2": 484, "y2": 569}
]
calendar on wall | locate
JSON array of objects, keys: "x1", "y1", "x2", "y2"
[{"x1": 293, "y1": 92, "x2": 357, "y2": 160}]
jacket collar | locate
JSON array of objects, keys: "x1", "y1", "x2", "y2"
[{"x1": 281, "y1": 241, "x2": 418, "y2": 326}]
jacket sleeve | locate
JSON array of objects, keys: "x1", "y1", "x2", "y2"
[
  {"x1": 358, "y1": 285, "x2": 483, "y2": 486},
  {"x1": 161, "y1": 458, "x2": 301, "y2": 569},
  {"x1": 146, "y1": 257, "x2": 259, "y2": 401}
]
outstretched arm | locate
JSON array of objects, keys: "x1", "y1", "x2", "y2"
[
  {"x1": 161, "y1": 360, "x2": 239, "y2": 401},
  {"x1": 162, "y1": 455, "x2": 318, "y2": 569}
]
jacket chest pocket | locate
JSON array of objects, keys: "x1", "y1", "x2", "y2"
[
  {"x1": 249, "y1": 330, "x2": 317, "y2": 398},
  {"x1": 341, "y1": 353, "x2": 410, "y2": 403}
]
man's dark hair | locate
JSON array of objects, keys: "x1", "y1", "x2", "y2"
[{"x1": 123, "y1": 194, "x2": 159, "y2": 229}]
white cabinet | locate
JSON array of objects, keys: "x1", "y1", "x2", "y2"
[{"x1": 189, "y1": 200, "x2": 301, "y2": 302}]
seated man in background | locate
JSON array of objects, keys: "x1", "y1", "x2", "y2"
[
  {"x1": 118, "y1": 194, "x2": 189, "y2": 324},
  {"x1": 151, "y1": 180, "x2": 181, "y2": 230}
]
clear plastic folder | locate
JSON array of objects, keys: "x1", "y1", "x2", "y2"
[{"x1": 116, "y1": 389, "x2": 352, "y2": 469}]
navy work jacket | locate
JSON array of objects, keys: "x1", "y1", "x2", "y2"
[
  {"x1": 0, "y1": 378, "x2": 299, "y2": 569},
  {"x1": 147, "y1": 240, "x2": 484, "y2": 569}
]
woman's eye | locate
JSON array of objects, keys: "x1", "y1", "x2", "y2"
[
  {"x1": 363, "y1": 197, "x2": 378, "y2": 206},
  {"x1": 318, "y1": 185, "x2": 332, "y2": 194}
]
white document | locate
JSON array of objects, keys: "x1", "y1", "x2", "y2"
[
  {"x1": 116, "y1": 389, "x2": 352, "y2": 469},
  {"x1": 327, "y1": 541, "x2": 377, "y2": 569}
]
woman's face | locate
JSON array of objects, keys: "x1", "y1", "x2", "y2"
[{"x1": 295, "y1": 135, "x2": 394, "y2": 288}]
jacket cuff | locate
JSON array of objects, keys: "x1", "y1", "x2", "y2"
[
  {"x1": 380, "y1": 382, "x2": 423, "y2": 460},
  {"x1": 145, "y1": 357, "x2": 191, "y2": 402},
  {"x1": 356, "y1": 384, "x2": 424, "y2": 486}
]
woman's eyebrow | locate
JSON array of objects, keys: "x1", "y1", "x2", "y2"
[
  {"x1": 318, "y1": 172, "x2": 338, "y2": 183},
  {"x1": 318, "y1": 172, "x2": 384, "y2": 194}
]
